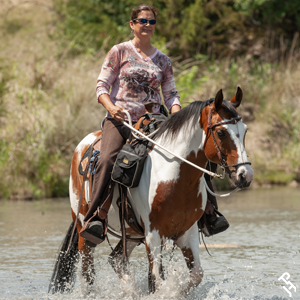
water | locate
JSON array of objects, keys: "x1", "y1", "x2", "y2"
[{"x1": 0, "y1": 187, "x2": 300, "y2": 299}]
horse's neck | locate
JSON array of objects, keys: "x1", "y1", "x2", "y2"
[
  {"x1": 150, "y1": 122, "x2": 208, "y2": 184},
  {"x1": 130, "y1": 122, "x2": 208, "y2": 218},
  {"x1": 156, "y1": 122, "x2": 206, "y2": 158}
]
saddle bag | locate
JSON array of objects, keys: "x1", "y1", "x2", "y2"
[
  {"x1": 111, "y1": 113, "x2": 167, "y2": 188},
  {"x1": 111, "y1": 143, "x2": 148, "y2": 188}
]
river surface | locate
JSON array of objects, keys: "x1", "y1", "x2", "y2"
[{"x1": 0, "y1": 187, "x2": 300, "y2": 300}]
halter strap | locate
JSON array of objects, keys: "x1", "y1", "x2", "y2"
[{"x1": 205, "y1": 105, "x2": 251, "y2": 177}]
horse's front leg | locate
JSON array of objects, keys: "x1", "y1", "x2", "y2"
[
  {"x1": 145, "y1": 230, "x2": 165, "y2": 293},
  {"x1": 176, "y1": 224, "x2": 203, "y2": 293}
]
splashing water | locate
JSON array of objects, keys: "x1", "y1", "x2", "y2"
[{"x1": 0, "y1": 187, "x2": 299, "y2": 299}]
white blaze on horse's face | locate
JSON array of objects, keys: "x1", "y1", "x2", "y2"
[{"x1": 224, "y1": 121, "x2": 254, "y2": 186}]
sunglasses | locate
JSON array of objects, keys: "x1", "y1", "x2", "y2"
[{"x1": 133, "y1": 18, "x2": 156, "y2": 25}]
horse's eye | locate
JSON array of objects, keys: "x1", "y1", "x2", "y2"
[{"x1": 216, "y1": 130, "x2": 226, "y2": 138}]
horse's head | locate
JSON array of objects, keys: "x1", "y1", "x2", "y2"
[{"x1": 201, "y1": 87, "x2": 254, "y2": 188}]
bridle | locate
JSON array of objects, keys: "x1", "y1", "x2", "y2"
[{"x1": 204, "y1": 104, "x2": 251, "y2": 178}]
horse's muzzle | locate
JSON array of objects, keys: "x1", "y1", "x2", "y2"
[{"x1": 234, "y1": 165, "x2": 254, "y2": 188}]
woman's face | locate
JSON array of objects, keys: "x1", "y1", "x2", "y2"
[{"x1": 130, "y1": 10, "x2": 156, "y2": 39}]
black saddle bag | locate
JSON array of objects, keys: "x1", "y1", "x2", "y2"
[
  {"x1": 111, "y1": 112, "x2": 167, "y2": 188},
  {"x1": 111, "y1": 143, "x2": 148, "y2": 188}
]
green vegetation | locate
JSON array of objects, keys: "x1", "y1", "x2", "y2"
[
  {"x1": 52, "y1": 0, "x2": 300, "y2": 59},
  {"x1": 0, "y1": 0, "x2": 300, "y2": 199}
]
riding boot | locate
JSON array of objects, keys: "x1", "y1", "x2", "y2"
[
  {"x1": 204, "y1": 196, "x2": 229, "y2": 236},
  {"x1": 198, "y1": 163, "x2": 230, "y2": 236}
]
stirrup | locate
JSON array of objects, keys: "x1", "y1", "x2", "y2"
[
  {"x1": 80, "y1": 220, "x2": 105, "y2": 247},
  {"x1": 206, "y1": 209, "x2": 229, "y2": 235},
  {"x1": 198, "y1": 210, "x2": 229, "y2": 237}
]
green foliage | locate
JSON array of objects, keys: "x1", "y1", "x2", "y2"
[
  {"x1": 176, "y1": 65, "x2": 207, "y2": 104},
  {"x1": 52, "y1": 0, "x2": 300, "y2": 58},
  {"x1": 0, "y1": 65, "x2": 12, "y2": 119},
  {"x1": 51, "y1": 0, "x2": 246, "y2": 57},
  {"x1": 3, "y1": 20, "x2": 23, "y2": 34},
  {"x1": 53, "y1": 0, "x2": 140, "y2": 56},
  {"x1": 213, "y1": 176, "x2": 232, "y2": 191},
  {"x1": 235, "y1": 0, "x2": 300, "y2": 28}
]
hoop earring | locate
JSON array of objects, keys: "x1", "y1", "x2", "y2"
[{"x1": 131, "y1": 29, "x2": 134, "y2": 35}]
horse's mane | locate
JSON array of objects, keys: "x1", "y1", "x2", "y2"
[
  {"x1": 154, "y1": 99, "x2": 213, "y2": 142},
  {"x1": 155, "y1": 98, "x2": 238, "y2": 142}
]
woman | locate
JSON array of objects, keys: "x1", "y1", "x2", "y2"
[{"x1": 82, "y1": 4, "x2": 228, "y2": 244}]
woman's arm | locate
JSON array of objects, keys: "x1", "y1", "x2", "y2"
[
  {"x1": 96, "y1": 45, "x2": 126, "y2": 121},
  {"x1": 98, "y1": 94, "x2": 125, "y2": 121},
  {"x1": 161, "y1": 57, "x2": 181, "y2": 113}
]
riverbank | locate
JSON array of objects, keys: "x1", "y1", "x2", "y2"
[{"x1": 0, "y1": 1, "x2": 299, "y2": 199}]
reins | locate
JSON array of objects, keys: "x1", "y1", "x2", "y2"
[
  {"x1": 122, "y1": 110, "x2": 248, "y2": 197},
  {"x1": 122, "y1": 111, "x2": 225, "y2": 179}
]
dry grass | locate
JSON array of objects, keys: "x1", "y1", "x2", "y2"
[{"x1": 0, "y1": 2, "x2": 106, "y2": 198}]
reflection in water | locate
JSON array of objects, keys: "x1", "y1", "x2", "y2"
[{"x1": 0, "y1": 187, "x2": 299, "y2": 299}]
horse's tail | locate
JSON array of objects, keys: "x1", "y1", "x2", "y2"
[{"x1": 48, "y1": 222, "x2": 79, "y2": 294}]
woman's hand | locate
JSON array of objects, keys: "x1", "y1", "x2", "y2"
[
  {"x1": 98, "y1": 94, "x2": 126, "y2": 121},
  {"x1": 108, "y1": 105, "x2": 126, "y2": 121}
]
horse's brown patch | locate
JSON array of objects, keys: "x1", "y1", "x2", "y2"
[
  {"x1": 71, "y1": 146, "x2": 89, "y2": 216},
  {"x1": 149, "y1": 150, "x2": 207, "y2": 239},
  {"x1": 181, "y1": 247, "x2": 195, "y2": 270}
]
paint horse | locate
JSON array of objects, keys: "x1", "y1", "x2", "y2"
[{"x1": 49, "y1": 87, "x2": 254, "y2": 294}]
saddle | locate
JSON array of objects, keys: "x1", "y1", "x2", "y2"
[{"x1": 79, "y1": 112, "x2": 168, "y2": 244}]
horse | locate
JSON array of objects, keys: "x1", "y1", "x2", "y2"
[{"x1": 49, "y1": 87, "x2": 254, "y2": 295}]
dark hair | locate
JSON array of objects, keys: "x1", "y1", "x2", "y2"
[{"x1": 131, "y1": 4, "x2": 159, "y2": 20}]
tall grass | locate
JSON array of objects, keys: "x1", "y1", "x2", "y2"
[
  {"x1": 0, "y1": 3, "x2": 106, "y2": 198},
  {"x1": 0, "y1": 1, "x2": 299, "y2": 199}
]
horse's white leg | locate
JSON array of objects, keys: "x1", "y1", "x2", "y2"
[
  {"x1": 145, "y1": 230, "x2": 165, "y2": 293},
  {"x1": 176, "y1": 224, "x2": 203, "y2": 293}
]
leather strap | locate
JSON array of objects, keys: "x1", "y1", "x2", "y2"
[
  {"x1": 203, "y1": 105, "x2": 251, "y2": 177},
  {"x1": 118, "y1": 185, "x2": 128, "y2": 261}
]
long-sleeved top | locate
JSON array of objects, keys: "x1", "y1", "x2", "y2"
[{"x1": 96, "y1": 40, "x2": 181, "y2": 122}]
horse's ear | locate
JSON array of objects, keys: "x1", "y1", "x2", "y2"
[
  {"x1": 214, "y1": 89, "x2": 223, "y2": 111},
  {"x1": 230, "y1": 86, "x2": 243, "y2": 108}
]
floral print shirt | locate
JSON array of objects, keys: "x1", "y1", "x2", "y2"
[{"x1": 96, "y1": 41, "x2": 181, "y2": 122}]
